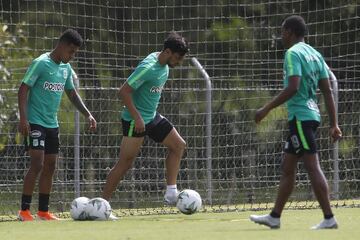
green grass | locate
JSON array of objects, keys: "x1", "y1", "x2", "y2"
[{"x1": 1, "y1": 208, "x2": 359, "y2": 240}]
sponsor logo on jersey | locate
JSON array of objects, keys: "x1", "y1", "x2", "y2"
[
  {"x1": 44, "y1": 81, "x2": 65, "y2": 92},
  {"x1": 307, "y1": 99, "x2": 320, "y2": 112},
  {"x1": 150, "y1": 85, "x2": 164, "y2": 93},
  {"x1": 305, "y1": 54, "x2": 320, "y2": 63},
  {"x1": 30, "y1": 130, "x2": 42, "y2": 138}
]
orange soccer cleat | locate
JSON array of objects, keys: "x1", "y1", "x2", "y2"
[
  {"x1": 36, "y1": 211, "x2": 60, "y2": 221},
  {"x1": 18, "y1": 210, "x2": 34, "y2": 221}
]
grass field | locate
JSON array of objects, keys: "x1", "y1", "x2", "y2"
[{"x1": 1, "y1": 208, "x2": 359, "y2": 240}]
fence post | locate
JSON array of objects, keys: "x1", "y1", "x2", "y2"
[
  {"x1": 191, "y1": 57, "x2": 212, "y2": 205},
  {"x1": 73, "y1": 71, "x2": 81, "y2": 198},
  {"x1": 329, "y1": 68, "x2": 339, "y2": 200}
]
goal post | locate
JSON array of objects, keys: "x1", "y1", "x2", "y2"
[{"x1": 0, "y1": 0, "x2": 359, "y2": 221}]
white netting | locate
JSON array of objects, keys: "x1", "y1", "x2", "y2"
[{"x1": 0, "y1": 0, "x2": 359, "y2": 220}]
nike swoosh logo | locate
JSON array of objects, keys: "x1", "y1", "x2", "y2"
[{"x1": 49, "y1": 72, "x2": 56, "y2": 75}]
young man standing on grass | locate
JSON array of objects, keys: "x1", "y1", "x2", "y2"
[
  {"x1": 250, "y1": 15, "x2": 342, "y2": 229},
  {"x1": 101, "y1": 32, "x2": 189, "y2": 209},
  {"x1": 18, "y1": 29, "x2": 97, "y2": 221}
]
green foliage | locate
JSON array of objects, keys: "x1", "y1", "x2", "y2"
[
  {"x1": 211, "y1": 17, "x2": 254, "y2": 51},
  {"x1": 0, "y1": 22, "x2": 36, "y2": 149},
  {"x1": 339, "y1": 138, "x2": 356, "y2": 158}
]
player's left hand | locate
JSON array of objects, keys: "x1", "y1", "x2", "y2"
[
  {"x1": 330, "y1": 125, "x2": 342, "y2": 142},
  {"x1": 88, "y1": 115, "x2": 97, "y2": 131},
  {"x1": 255, "y1": 106, "x2": 270, "y2": 124}
]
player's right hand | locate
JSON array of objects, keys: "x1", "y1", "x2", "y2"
[
  {"x1": 18, "y1": 119, "x2": 30, "y2": 136},
  {"x1": 134, "y1": 117, "x2": 145, "y2": 133},
  {"x1": 330, "y1": 125, "x2": 342, "y2": 142}
]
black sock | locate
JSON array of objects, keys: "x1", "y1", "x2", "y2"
[
  {"x1": 21, "y1": 194, "x2": 32, "y2": 211},
  {"x1": 38, "y1": 193, "x2": 50, "y2": 212},
  {"x1": 324, "y1": 214, "x2": 334, "y2": 219},
  {"x1": 270, "y1": 210, "x2": 281, "y2": 218}
]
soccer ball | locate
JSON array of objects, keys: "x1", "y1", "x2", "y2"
[
  {"x1": 85, "y1": 197, "x2": 112, "y2": 220},
  {"x1": 70, "y1": 197, "x2": 89, "y2": 220},
  {"x1": 176, "y1": 189, "x2": 202, "y2": 215}
]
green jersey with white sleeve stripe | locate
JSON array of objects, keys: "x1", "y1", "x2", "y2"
[
  {"x1": 121, "y1": 52, "x2": 169, "y2": 124},
  {"x1": 22, "y1": 53, "x2": 75, "y2": 128},
  {"x1": 283, "y1": 42, "x2": 329, "y2": 122}
]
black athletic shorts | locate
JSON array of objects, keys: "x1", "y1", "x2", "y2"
[
  {"x1": 284, "y1": 118, "x2": 319, "y2": 156},
  {"x1": 122, "y1": 113, "x2": 174, "y2": 143},
  {"x1": 24, "y1": 123, "x2": 59, "y2": 154}
]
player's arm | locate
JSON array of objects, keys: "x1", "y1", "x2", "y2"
[
  {"x1": 18, "y1": 60, "x2": 42, "y2": 136},
  {"x1": 318, "y1": 78, "x2": 342, "y2": 141},
  {"x1": 119, "y1": 82, "x2": 144, "y2": 133},
  {"x1": 65, "y1": 71, "x2": 96, "y2": 131},
  {"x1": 18, "y1": 83, "x2": 31, "y2": 136},
  {"x1": 255, "y1": 76, "x2": 300, "y2": 124},
  {"x1": 65, "y1": 89, "x2": 96, "y2": 131}
]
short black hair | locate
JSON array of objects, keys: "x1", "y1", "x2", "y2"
[
  {"x1": 59, "y1": 29, "x2": 83, "y2": 47},
  {"x1": 282, "y1": 15, "x2": 307, "y2": 37},
  {"x1": 163, "y1": 32, "x2": 189, "y2": 56}
]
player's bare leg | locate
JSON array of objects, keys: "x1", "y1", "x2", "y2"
[
  {"x1": 250, "y1": 153, "x2": 299, "y2": 229},
  {"x1": 272, "y1": 153, "x2": 299, "y2": 215},
  {"x1": 161, "y1": 128, "x2": 186, "y2": 204},
  {"x1": 38, "y1": 154, "x2": 57, "y2": 195},
  {"x1": 22, "y1": 150, "x2": 44, "y2": 195},
  {"x1": 36, "y1": 154, "x2": 59, "y2": 220},
  {"x1": 19, "y1": 149, "x2": 44, "y2": 221},
  {"x1": 304, "y1": 153, "x2": 338, "y2": 229},
  {"x1": 102, "y1": 136, "x2": 144, "y2": 201}
]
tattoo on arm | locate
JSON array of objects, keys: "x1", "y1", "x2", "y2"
[{"x1": 67, "y1": 90, "x2": 90, "y2": 117}]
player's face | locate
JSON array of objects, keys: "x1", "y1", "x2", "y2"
[
  {"x1": 166, "y1": 51, "x2": 185, "y2": 68},
  {"x1": 281, "y1": 27, "x2": 291, "y2": 49},
  {"x1": 61, "y1": 43, "x2": 79, "y2": 63}
]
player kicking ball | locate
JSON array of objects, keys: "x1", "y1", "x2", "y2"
[
  {"x1": 102, "y1": 32, "x2": 189, "y2": 211},
  {"x1": 250, "y1": 15, "x2": 342, "y2": 229},
  {"x1": 18, "y1": 29, "x2": 97, "y2": 221}
]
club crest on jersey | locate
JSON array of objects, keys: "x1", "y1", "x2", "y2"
[{"x1": 63, "y1": 69, "x2": 68, "y2": 79}]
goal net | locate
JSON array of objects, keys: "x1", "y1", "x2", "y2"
[{"x1": 0, "y1": 0, "x2": 359, "y2": 220}]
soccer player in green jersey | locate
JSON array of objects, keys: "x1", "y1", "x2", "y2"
[
  {"x1": 18, "y1": 29, "x2": 97, "y2": 221},
  {"x1": 101, "y1": 32, "x2": 189, "y2": 209},
  {"x1": 250, "y1": 15, "x2": 342, "y2": 229}
]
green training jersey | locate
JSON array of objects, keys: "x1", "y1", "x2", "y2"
[
  {"x1": 22, "y1": 53, "x2": 75, "y2": 128},
  {"x1": 283, "y1": 42, "x2": 329, "y2": 122},
  {"x1": 121, "y1": 52, "x2": 169, "y2": 124}
]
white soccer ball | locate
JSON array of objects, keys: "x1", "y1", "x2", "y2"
[
  {"x1": 176, "y1": 189, "x2": 202, "y2": 215},
  {"x1": 85, "y1": 197, "x2": 112, "y2": 220},
  {"x1": 70, "y1": 197, "x2": 89, "y2": 220}
]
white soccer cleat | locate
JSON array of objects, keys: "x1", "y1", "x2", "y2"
[
  {"x1": 164, "y1": 190, "x2": 178, "y2": 206},
  {"x1": 249, "y1": 214, "x2": 280, "y2": 229},
  {"x1": 108, "y1": 213, "x2": 119, "y2": 221},
  {"x1": 311, "y1": 217, "x2": 338, "y2": 230}
]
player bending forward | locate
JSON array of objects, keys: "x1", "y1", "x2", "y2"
[
  {"x1": 250, "y1": 15, "x2": 342, "y2": 229},
  {"x1": 102, "y1": 32, "x2": 189, "y2": 211}
]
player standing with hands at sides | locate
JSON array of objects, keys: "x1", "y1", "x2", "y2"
[
  {"x1": 250, "y1": 15, "x2": 342, "y2": 229},
  {"x1": 102, "y1": 32, "x2": 189, "y2": 208},
  {"x1": 18, "y1": 29, "x2": 97, "y2": 221}
]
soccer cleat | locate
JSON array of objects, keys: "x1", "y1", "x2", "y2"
[
  {"x1": 249, "y1": 214, "x2": 281, "y2": 229},
  {"x1": 108, "y1": 213, "x2": 119, "y2": 221},
  {"x1": 164, "y1": 190, "x2": 179, "y2": 206},
  {"x1": 36, "y1": 211, "x2": 60, "y2": 220},
  {"x1": 18, "y1": 210, "x2": 34, "y2": 221},
  {"x1": 311, "y1": 217, "x2": 338, "y2": 230}
]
